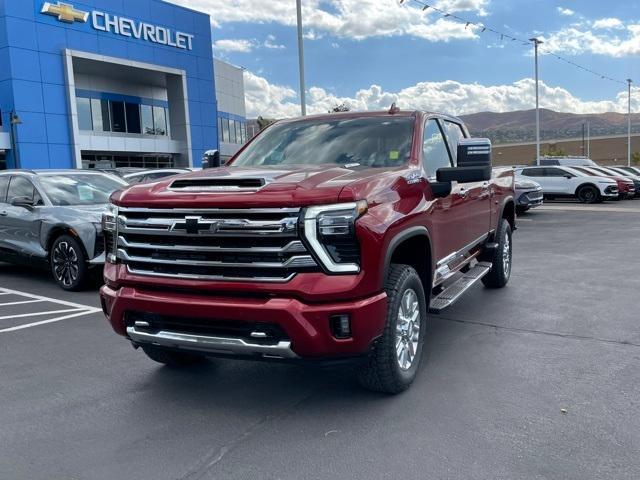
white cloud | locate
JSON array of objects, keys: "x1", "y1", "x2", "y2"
[
  {"x1": 264, "y1": 35, "x2": 285, "y2": 49},
  {"x1": 557, "y1": 7, "x2": 575, "y2": 16},
  {"x1": 214, "y1": 39, "x2": 255, "y2": 53},
  {"x1": 214, "y1": 36, "x2": 286, "y2": 54},
  {"x1": 243, "y1": 71, "x2": 640, "y2": 118},
  {"x1": 592, "y1": 17, "x2": 624, "y2": 30},
  {"x1": 171, "y1": 0, "x2": 487, "y2": 42},
  {"x1": 541, "y1": 24, "x2": 640, "y2": 57}
]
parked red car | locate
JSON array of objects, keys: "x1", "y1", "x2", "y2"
[
  {"x1": 571, "y1": 166, "x2": 636, "y2": 199},
  {"x1": 100, "y1": 110, "x2": 515, "y2": 393}
]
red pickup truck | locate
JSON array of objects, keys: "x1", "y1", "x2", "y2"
[{"x1": 100, "y1": 109, "x2": 515, "y2": 394}]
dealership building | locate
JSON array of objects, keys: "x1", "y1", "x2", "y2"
[{"x1": 0, "y1": 0, "x2": 247, "y2": 171}]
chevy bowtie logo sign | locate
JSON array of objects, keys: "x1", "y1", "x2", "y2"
[
  {"x1": 41, "y1": 2, "x2": 89, "y2": 23},
  {"x1": 40, "y1": 1, "x2": 194, "y2": 50}
]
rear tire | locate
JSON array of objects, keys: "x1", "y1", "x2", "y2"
[
  {"x1": 357, "y1": 264, "x2": 427, "y2": 394},
  {"x1": 576, "y1": 185, "x2": 600, "y2": 204},
  {"x1": 50, "y1": 235, "x2": 90, "y2": 291},
  {"x1": 482, "y1": 218, "x2": 512, "y2": 289},
  {"x1": 141, "y1": 345, "x2": 207, "y2": 367}
]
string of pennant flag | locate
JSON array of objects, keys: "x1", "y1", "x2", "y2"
[{"x1": 399, "y1": 0, "x2": 630, "y2": 86}]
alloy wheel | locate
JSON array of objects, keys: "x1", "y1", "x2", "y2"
[
  {"x1": 52, "y1": 242, "x2": 79, "y2": 287},
  {"x1": 395, "y1": 288, "x2": 421, "y2": 371}
]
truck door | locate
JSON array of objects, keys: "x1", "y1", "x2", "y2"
[
  {"x1": 422, "y1": 118, "x2": 471, "y2": 262},
  {"x1": 441, "y1": 120, "x2": 491, "y2": 245}
]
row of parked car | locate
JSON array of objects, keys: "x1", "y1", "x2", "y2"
[{"x1": 512, "y1": 157, "x2": 640, "y2": 212}]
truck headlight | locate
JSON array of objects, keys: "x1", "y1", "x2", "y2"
[
  {"x1": 303, "y1": 201, "x2": 367, "y2": 273},
  {"x1": 102, "y1": 203, "x2": 118, "y2": 264}
]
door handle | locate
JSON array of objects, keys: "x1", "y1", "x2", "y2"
[{"x1": 458, "y1": 188, "x2": 469, "y2": 198}]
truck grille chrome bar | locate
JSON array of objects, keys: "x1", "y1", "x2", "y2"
[{"x1": 117, "y1": 207, "x2": 318, "y2": 282}]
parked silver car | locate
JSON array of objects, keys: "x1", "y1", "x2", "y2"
[{"x1": 0, "y1": 170, "x2": 127, "y2": 290}]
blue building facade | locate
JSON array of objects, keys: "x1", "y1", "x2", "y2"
[{"x1": 0, "y1": 0, "x2": 219, "y2": 170}]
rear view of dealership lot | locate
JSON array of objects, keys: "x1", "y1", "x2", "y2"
[{"x1": 2, "y1": 0, "x2": 640, "y2": 479}]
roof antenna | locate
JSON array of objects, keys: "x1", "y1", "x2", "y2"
[{"x1": 388, "y1": 103, "x2": 400, "y2": 114}]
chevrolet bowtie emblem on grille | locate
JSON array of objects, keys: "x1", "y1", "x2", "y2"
[
  {"x1": 41, "y1": 2, "x2": 89, "y2": 23},
  {"x1": 172, "y1": 217, "x2": 216, "y2": 235}
]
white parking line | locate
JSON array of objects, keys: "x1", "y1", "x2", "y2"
[
  {"x1": 0, "y1": 308, "x2": 92, "y2": 321},
  {"x1": 0, "y1": 287, "x2": 98, "y2": 311},
  {"x1": 0, "y1": 299, "x2": 46, "y2": 307},
  {"x1": 0, "y1": 310, "x2": 100, "y2": 334},
  {"x1": 0, "y1": 287, "x2": 101, "y2": 332}
]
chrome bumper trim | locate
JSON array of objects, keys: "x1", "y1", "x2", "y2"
[{"x1": 126, "y1": 327, "x2": 299, "y2": 359}]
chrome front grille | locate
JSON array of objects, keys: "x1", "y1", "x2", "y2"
[{"x1": 116, "y1": 208, "x2": 318, "y2": 282}]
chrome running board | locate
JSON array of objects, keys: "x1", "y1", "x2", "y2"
[
  {"x1": 126, "y1": 327, "x2": 298, "y2": 359},
  {"x1": 429, "y1": 262, "x2": 492, "y2": 313}
]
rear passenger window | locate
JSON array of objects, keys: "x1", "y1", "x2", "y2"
[
  {"x1": 422, "y1": 119, "x2": 452, "y2": 177},
  {"x1": 546, "y1": 168, "x2": 571, "y2": 177},
  {"x1": 0, "y1": 176, "x2": 9, "y2": 203},
  {"x1": 522, "y1": 168, "x2": 544, "y2": 177},
  {"x1": 442, "y1": 121, "x2": 466, "y2": 165}
]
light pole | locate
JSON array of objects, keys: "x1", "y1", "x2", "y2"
[
  {"x1": 530, "y1": 38, "x2": 543, "y2": 165},
  {"x1": 9, "y1": 110, "x2": 22, "y2": 169},
  {"x1": 627, "y1": 79, "x2": 632, "y2": 167},
  {"x1": 587, "y1": 120, "x2": 590, "y2": 158},
  {"x1": 296, "y1": 0, "x2": 307, "y2": 116}
]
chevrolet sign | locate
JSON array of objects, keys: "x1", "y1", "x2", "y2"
[{"x1": 41, "y1": 2, "x2": 195, "y2": 51}]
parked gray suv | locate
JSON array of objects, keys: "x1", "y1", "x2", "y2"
[{"x1": 0, "y1": 170, "x2": 127, "y2": 290}]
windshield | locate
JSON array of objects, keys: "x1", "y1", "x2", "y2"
[
  {"x1": 231, "y1": 117, "x2": 415, "y2": 168},
  {"x1": 38, "y1": 174, "x2": 126, "y2": 206}
]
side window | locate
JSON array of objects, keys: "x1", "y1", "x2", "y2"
[
  {"x1": 422, "y1": 119, "x2": 452, "y2": 177},
  {"x1": 0, "y1": 176, "x2": 9, "y2": 203},
  {"x1": 7, "y1": 176, "x2": 35, "y2": 203},
  {"x1": 442, "y1": 121, "x2": 466, "y2": 165},
  {"x1": 522, "y1": 168, "x2": 544, "y2": 177},
  {"x1": 546, "y1": 168, "x2": 570, "y2": 177}
]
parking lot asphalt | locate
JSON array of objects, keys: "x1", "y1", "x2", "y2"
[{"x1": 1, "y1": 202, "x2": 639, "y2": 480}]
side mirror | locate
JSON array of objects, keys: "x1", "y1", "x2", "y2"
[
  {"x1": 564, "y1": 174, "x2": 572, "y2": 179},
  {"x1": 202, "y1": 149, "x2": 221, "y2": 169},
  {"x1": 457, "y1": 138, "x2": 492, "y2": 168},
  {"x1": 11, "y1": 196, "x2": 34, "y2": 209},
  {"x1": 437, "y1": 166, "x2": 492, "y2": 183}
]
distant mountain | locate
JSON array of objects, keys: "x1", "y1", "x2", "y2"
[{"x1": 460, "y1": 108, "x2": 640, "y2": 145}]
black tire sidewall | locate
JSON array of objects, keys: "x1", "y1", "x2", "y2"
[
  {"x1": 482, "y1": 218, "x2": 512, "y2": 288},
  {"x1": 50, "y1": 235, "x2": 88, "y2": 291},
  {"x1": 578, "y1": 186, "x2": 599, "y2": 204}
]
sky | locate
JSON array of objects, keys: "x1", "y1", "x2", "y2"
[{"x1": 170, "y1": 0, "x2": 640, "y2": 119}]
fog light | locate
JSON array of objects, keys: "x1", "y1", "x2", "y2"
[{"x1": 330, "y1": 314, "x2": 351, "y2": 339}]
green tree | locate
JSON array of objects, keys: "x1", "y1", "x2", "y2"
[
  {"x1": 330, "y1": 103, "x2": 351, "y2": 113},
  {"x1": 632, "y1": 152, "x2": 640, "y2": 165},
  {"x1": 542, "y1": 145, "x2": 566, "y2": 157}
]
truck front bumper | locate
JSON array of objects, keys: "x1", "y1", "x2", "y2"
[{"x1": 100, "y1": 285, "x2": 388, "y2": 359}]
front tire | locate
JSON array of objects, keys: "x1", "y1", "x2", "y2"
[
  {"x1": 141, "y1": 345, "x2": 207, "y2": 367},
  {"x1": 576, "y1": 185, "x2": 600, "y2": 204},
  {"x1": 482, "y1": 218, "x2": 512, "y2": 289},
  {"x1": 50, "y1": 235, "x2": 90, "y2": 291},
  {"x1": 357, "y1": 264, "x2": 427, "y2": 394}
]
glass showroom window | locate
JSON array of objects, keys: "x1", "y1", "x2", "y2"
[
  {"x1": 153, "y1": 106, "x2": 167, "y2": 136},
  {"x1": 235, "y1": 121, "x2": 242, "y2": 144},
  {"x1": 125, "y1": 102, "x2": 141, "y2": 134},
  {"x1": 222, "y1": 118, "x2": 230, "y2": 142},
  {"x1": 141, "y1": 105, "x2": 154, "y2": 134},
  {"x1": 91, "y1": 99, "x2": 110, "y2": 132},
  {"x1": 229, "y1": 119, "x2": 237, "y2": 144},
  {"x1": 77, "y1": 98, "x2": 92, "y2": 131},
  {"x1": 241, "y1": 123, "x2": 247, "y2": 144},
  {"x1": 218, "y1": 117, "x2": 223, "y2": 143},
  {"x1": 110, "y1": 101, "x2": 127, "y2": 133}
]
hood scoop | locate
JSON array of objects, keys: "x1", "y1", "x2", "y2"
[{"x1": 170, "y1": 177, "x2": 266, "y2": 192}]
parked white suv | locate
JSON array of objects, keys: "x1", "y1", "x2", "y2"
[{"x1": 516, "y1": 166, "x2": 618, "y2": 203}]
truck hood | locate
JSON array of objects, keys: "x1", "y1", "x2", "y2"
[{"x1": 111, "y1": 165, "x2": 409, "y2": 208}]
